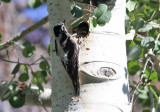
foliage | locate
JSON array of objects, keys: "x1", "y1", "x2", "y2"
[
  {"x1": 126, "y1": 0, "x2": 160, "y2": 111},
  {"x1": 70, "y1": 3, "x2": 111, "y2": 30},
  {"x1": 0, "y1": 0, "x2": 160, "y2": 111},
  {"x1": 0, "y1": 40, "x2": 51, "y2": 108}
]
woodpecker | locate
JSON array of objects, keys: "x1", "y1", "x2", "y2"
[{"x1": 53, "y1": 23, "x2": 80, "y2": 96}]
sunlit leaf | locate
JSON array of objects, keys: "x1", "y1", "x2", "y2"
[
  {"x1": 149, "y1": 72, "x2": 158, "y2": 82},
  {"x1": 126, "y1": 0, "x2": 137, "y2": 12},
  {"x1": 89, "y1": 17, "x2": 97, "y2": 31},
  {"x1": 47, "y1": 44, "x2": 50, "y2": 55},
  {"x1": 138, "y1": 24, "x2": 152, "y2": 32},
  {"x1": 22, "y1": 64, "x2": 28, "y2": 74}
]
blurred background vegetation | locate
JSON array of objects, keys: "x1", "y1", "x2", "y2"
[{"x1": 0, "y1": 0, "x2": 51, "y2": 112}]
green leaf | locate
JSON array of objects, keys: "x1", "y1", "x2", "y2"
[
  {"x1": 93, "y1": 4, "x2": 111, "y2": 26},
  {"x1": 148, "y1": 29, "x2": 158, "y2": 37},
  {"x1": 71, "y1": 4, "x2": 82, "y2": 18},
  {"x1": 2, "y1": 82, "x2": 19, "y2": 101},
  {"x1": 94, "y1": 4, "x2": 108, "y2": 18},
  {"x1": 146, "y1": 1, "x2": 159, "y2": 11},
  {"x1": 125, "y1": 21, "x2": 131, "y2": 34},
  {"x1": 134, "y1": 38, "x2": 143, "y2": 46},
  {"x1": 142, "y1": 109, "x2": 150, "y2": 112},
  {"x1": 139, "y1": 48, "x2": 148, "y2": 58},
  {"x1": 18, "y1": 73, "x2": 29, "y2": 82},
  {"x1": 71, "y1": 17, "x2": 84, "y2": 28},
  {"x1": 41, "y1": 71, "x2": 48, "y2": 84},
  {"x1": 131, "y1": 18, "x2": 144, "y2": 31},
  {"x1": 138, "y1": 24, "x2": 152, "y2": 32},
  {"x1": 89, "y1": 17, "x2": 97, "y2": 31},
  {"x1": 127, "y1": 61, "x2": 141, "y2": 75},
  {"x1": 148, "y1": 84, "x2": 159, "y2": 107},
  {"x1": 11, "y1": 64, "x2": 20, "y2": 74},
  {"x1": 22, "y1": 64, "x2": 28, "y2": 74},
  {"x1": 126, "y1": 0, "x2": 137, "y2": 12},
  {"x1": 41, "y1": 56, "x2": 51, "y2": 75},
  {"x1": 6, "y1": 50, "x2": 10, "y2": 61},
  {"x1": 39, "y1": 61, "x2": 50, "y2": 71},
  {"x1": 9, "y1": 95, "x2": 25, "y2": 108},
  {"x1": 28, "y1": 0, "x2": 42, "y2": 8},
  {"x1": 141, "y1": 37, "x2": 155, "y2": 49},
  {"x1": 31, "y1": 75, "x2": 38, "y2": 84},
  {"x1": 2, "y1": 91, "x2": 12, "y2": 101},
  {"x1": 22, "y1": 46, "x2": 36, "y2": 58},
  {"x1": 32, "y1": 71, "x2": 47, "y2": 84},
  {"x1": 145, "y1": 68, "x2": 150, "y2": 76},
  {"x1": 20, "y1": 41, "x2": 32, "y2": 49},
  {"x1": 149, "y1": 72, "x2": 158, "y2": 82},
  {"x1": 37, "y1": 82, "x2": 44, "y2": 92},
  {"x1": 96, "y1": 11, "x2": 111, "y2": 26},
  {"x1": 47, "y1": 44, "x2": 50, "y2": 55},
  {"x1": 126, "y1": 40, "x2": 136, "y2": 48},
  {"x1": 32, "y1": 71, "x2": 41, "y2": 84},
  {"x1": 0, "y1": 32, "x2": 1, "y2": 43},
  {"x1": 154, "y1": 44, "x2": 160, "y2": 54},
  {"x1": 127, "y1": 45, "x2": 142, "y2": 60},
  {"x1": 1, "y1": 0, "x2": 11, "y2": 3}
]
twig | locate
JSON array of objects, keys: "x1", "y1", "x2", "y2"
[
  {"x1": 83, "y1": 9, "x2": 93, "y2": 13},
  {"x1": 30, "y1": 57, "x2": 43, "y2": 65},
  {"x1": 131, "y1": 58, "x2": 150, "y2": 112},
  {"x1": 0, "y1": 16, "x2": 48, "y2": 51},
  {"x1": 0, "y1": 57, "x2": 42, "y2": 66}
]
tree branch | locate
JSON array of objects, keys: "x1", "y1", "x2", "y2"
[
  {"x1": 0, "y1": 81, "x2": 52, "y2": 107},
  {"x1": 0, "y1": 16, "x2": 48, "y2": 51}
]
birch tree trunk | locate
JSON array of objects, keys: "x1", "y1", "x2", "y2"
[{"x1": 47, "y1": 0, "x2": 131, "y2": 111}]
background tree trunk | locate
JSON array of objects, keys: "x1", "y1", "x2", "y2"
[{"x1": 47, "y1": 0, "x2": 131, "y2": 111}]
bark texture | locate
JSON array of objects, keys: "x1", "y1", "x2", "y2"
[{"x1": 48, "y1": 0, "x2": 131, "y2": 111}]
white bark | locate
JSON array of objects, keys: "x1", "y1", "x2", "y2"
[{"x1": 48, "y1": 0, "x2": 131, "y2": 111}]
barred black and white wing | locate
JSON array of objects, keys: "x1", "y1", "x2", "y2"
[{"x1": 53, "y1": 23, "x2": 80, "y2": 96}]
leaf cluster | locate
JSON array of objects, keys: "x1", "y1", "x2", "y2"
[
  {"x1": 126, "y1": 0, "x2": 160, "y2": 111},
  {"x1": 70, "y1": 3, "x2": 111, "y2": 30},
  {"x1": 1, "y1": 41, "x2": 51, "y2": 108}
]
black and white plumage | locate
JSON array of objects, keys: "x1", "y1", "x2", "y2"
[{"x1": 53, "y1": 23, "x2": 80, "y2": 96}]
